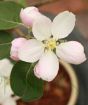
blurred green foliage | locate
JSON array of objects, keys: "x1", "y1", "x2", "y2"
[
  {"x1": 0, "y1": 1, "x2": 23, "y2": 30},
  {"x1": 0, "y1": 0, "x2": 26, "y2": 6},
  {"x1": 0, "y1": 31, "x2": 13, "y2": 59}
]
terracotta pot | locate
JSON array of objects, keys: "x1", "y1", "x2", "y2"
[
  {"x1": 17, "y1": 60, "x2": 78, "y2": 105},
  {"x1": 60, "y1": 60, "x2": 78, "y2": 105}
]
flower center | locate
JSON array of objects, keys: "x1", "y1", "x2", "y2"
[{"x1": 45, "y1": 38, "x2": 57, "y2": 50}]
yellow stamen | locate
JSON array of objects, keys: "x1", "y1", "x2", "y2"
[{"x1": 45, "y1": 38, "x2": 56, "y2": 50}]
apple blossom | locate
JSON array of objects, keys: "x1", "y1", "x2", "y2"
[
  {"x1": 0, "y1": 59, "x2": 17, "y2": 105},
  {"x1": 20, "y1": 6, "x2": 44, "y2": 26},
  {"x1": 0, "y1": 59, "x2": 13, "y2": 77},
  {"x1": 0, "y1": 77, "x2": 12, "y2": 102},
  {"x1": 17, "y1": 11, "x2": 86, "y2": 81},
  {"x1": 10, "y1": 38, "x2": 27, "y2": 61},
  {"x1": 2, "y1": 97, "x2": 17, "y2": 105}
]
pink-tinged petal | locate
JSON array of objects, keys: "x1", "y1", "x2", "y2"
[
  {"x1": 52, "y1": 11, "x2": 76, "y2": 40},
  {"x1": 18, "y1": 39, "x2": 44, "y2": 63},
  {"x1": 0, "y1": 59, "x2": 13, "y2": 77},
  {"x1": 20, "y1": 7, "x2": 42, "y2": 26},
  {"x1": 10, "y1": 47, "x2": 20, "y2": 61},
  {"x1": 56, "y1": 41, "x2": 86, "y2": 64},
  {"x1": 32, "y1": 15, "x2": 52, "y2": 41},
  {"x1": 10, "y1": 38, "x2": 27, "y2": 61},
  {"x1": 34, "y1": 51, "x2": 59, "y2": 82},
  {"x1": 11, "y1": 38, "x2": 27, "y2": 47}
]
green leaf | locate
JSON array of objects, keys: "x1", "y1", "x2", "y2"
[
  {"x1": 0, "y1": 1, "x2": 23, "y2": 30},
  {"x1": 0, "y1": 31, "x2": 13, "y2": 43},
  {"x1": 0, "y1": 43, "x2": 11, "y2": 59},
  {"x1": 10, "y1": 61, "x2": 44, "y2": 102},
  {"x1": 0, "y1": 31, "x2": 13, "y2": 59}
]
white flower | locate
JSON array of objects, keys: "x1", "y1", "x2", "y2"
[
  {"x1": 0, "y1": 77, "x2": 13, "y2": 102},
  {"x1": 2, "y1": 97, "x2": 17, "y2": 105},
  {"x1": 18, "y1": 11, "x2": 86, "y2": 81},
  {"x1": 0, "y1": 59, "x2": 17, "y2": 105},
  {"x1": 0, "y1": 59, "x2": 13, "y2": 77}
]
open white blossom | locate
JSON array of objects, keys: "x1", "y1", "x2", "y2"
[
  {"x1": 0, "y1": 59, "x2": 17, "y2": 105},
  {"x1": 18, "y1": 11, "x2": 86, "y2": 81},
  {"x1": 0, "y1": 59, "x2": 13, "y2": 77}
]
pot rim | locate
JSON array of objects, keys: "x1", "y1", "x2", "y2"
[{"x1": 60, "y1": 60, "x2": 78, "y2": 105}]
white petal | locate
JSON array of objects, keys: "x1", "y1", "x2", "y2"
[
  {"x1": 32, "y1": 15, "x2": 52, "y2": 41},
  {"x1": 0, "y1": 77, "x2": 13, "y2": 103},
  {"x1": 0, "y1": 59, "x2": 13, "y2": 77},
  {"x1": 34, "y1": 51, "x2": 59, "y2": 82},
  {"x1": 52, "y1": 11, "x2": 76, "y2": 40},
  {"x1": 18, "y1": 39, "x2": 44, "y2": 63},
  {"x1": 56, "y1": 41, "x2": 86, "y2": 64},
  {"x1": 2, "y1": 97, "x2": 17, "y2": 105}
]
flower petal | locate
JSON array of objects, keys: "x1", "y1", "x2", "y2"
[
  {"x1": 20, "y1": 7, "x2": 39, "y2": 26},
  {"x1": 56, "y1": 41, "x2": 86, "y2": 64},
  {"x1": 0, "y1": 59, "x2": 13, "y2": 77},
  {"x1": 10, "y1": 38, "x2": 27, "y2": 61},
  {"x1": 0, "y1": 77, "x2": 13, "y2": 103},
  {"x1": 52, "y1": 11, "x2": 76, "y2": 40},
  {"x1": 11, "y1": 38, "x2": 27, "y2": 47},
  {"x1": 2, "y1": 97, "x2": 16, "y2": 105},
  {"x1": 34, "y1": 51, "x2": 59, "y2": 82},
  {"x1": 32, "y1": 15, "x2": 52, "y2": 41},
  {"x1": 18, "y1": 39, "x2": 44, "y2": 63}
]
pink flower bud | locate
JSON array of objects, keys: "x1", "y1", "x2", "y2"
[
  {"x1": 10, "y1": 38, "x2": 27, "y2": 61},
  {"x1": 20, "y1": 6, "x2": 41, "y2": 26}
]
